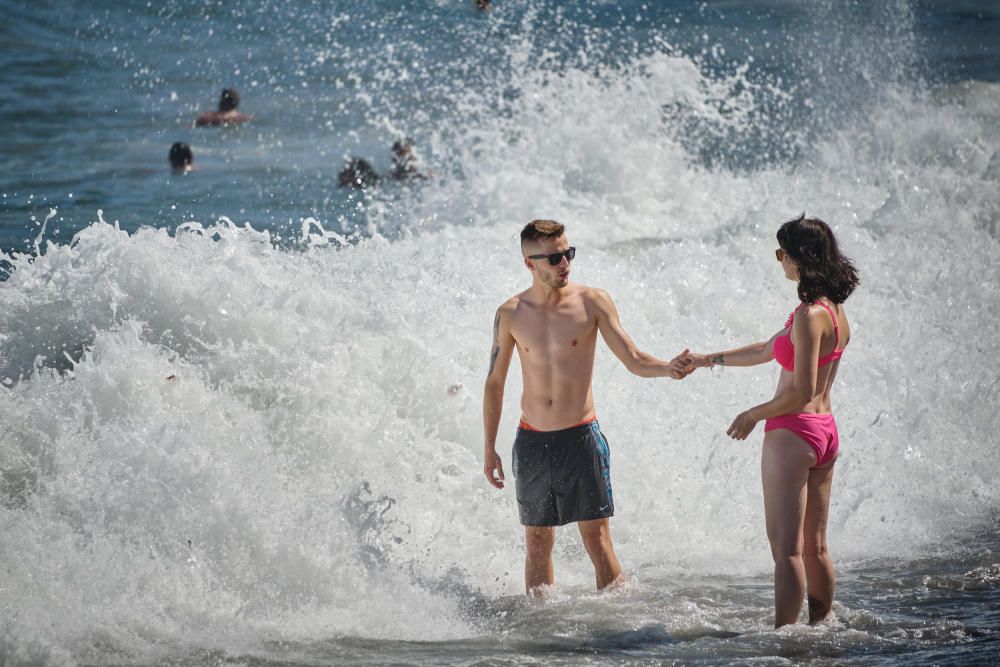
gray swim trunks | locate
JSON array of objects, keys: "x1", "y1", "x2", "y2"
[{"x1": 512, "y1": 419, "x2": 614, "y2": 527}]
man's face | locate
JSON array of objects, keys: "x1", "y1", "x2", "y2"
[{"x1": 524, "y1": 235, "x2": 572, "y2": 288}]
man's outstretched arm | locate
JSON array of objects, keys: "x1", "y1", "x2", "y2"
[
  {"x1": 483, "y1": 302, "x2": 516, "y2": 489},
  {"x1": 592, "y1": 289, "x2": 687, "y2": 379}
]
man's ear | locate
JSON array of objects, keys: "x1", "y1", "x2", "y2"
[{"x1": 524, "y1": 257, "x2": 535, "y2": 272}]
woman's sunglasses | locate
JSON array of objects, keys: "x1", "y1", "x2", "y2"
[{"x1": 527, "y1": 247, "x2": 576, "y2": 266}]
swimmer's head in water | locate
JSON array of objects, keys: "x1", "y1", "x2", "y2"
[
  {"x1": 392, "y1": 137, "x2": 414, "y2": 158},
  {"x1": 338, "y1": 158, "x2": 380, "y2": 189},
  {"x1": 169, "y1": 142, "x2": 193, "y2": 170},
  {"x1": 777, "y1": 214, "x2": 860, "y2": 303},
  {"x1": 219, "y1": 88, "x2": 240, "y2": 112}
]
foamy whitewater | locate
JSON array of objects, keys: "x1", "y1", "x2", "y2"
[{"x1": 1, "y1": 1, "x2": 999, "y2": 664}]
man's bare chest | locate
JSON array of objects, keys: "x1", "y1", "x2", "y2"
[{"x1": 510, "y1": 307, "x2": 596, "y2": 353}]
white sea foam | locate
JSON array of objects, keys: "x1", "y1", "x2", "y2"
[{"x1": 2, "y1": 25, "x2": 999, "y2": 665}]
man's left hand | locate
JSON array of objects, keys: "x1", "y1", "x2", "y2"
[{"x1": 668, "y1": 349, "x2": 694, "y2": 379}]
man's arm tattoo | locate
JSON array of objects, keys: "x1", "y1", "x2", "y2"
[
  {"x1": 487, "y1": 311, "x2": 501, "y2": 378},
  {"x1": 710, "y1": 353, "x2": 724, "y2": 366},
  {"x1": 488, "y1": 346, "x2": 500, "y2": 378}
]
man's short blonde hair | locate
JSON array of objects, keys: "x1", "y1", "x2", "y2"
[{"x1": 520, "y1": 219, "x2": 565, "y2": 249}]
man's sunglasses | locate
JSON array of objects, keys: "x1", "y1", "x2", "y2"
[{"x1": 527, "y1": 247, "x2": 576, "y2": 266}]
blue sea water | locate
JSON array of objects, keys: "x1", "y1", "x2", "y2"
[
  {"x1": 2, "y1": 0, "x2": 998, "y2": 255},
  {"x1": 1, "y1": 1, "x2": 999, "y2": 665}
]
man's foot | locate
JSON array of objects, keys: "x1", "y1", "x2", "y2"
[
  {"x1": 526, "y1": 582, "x2": 556, "y2": 598},
  {"x1": 599, "y1": 572, "x2": 633, "y2": 595}
]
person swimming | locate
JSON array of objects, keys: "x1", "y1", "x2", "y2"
[
  {"x1": 168, "y1": 142, "x2": 194, "y2": 172},
  {"x1": 338, "y1": 138, "x2": 429, "y2": 190},
  {"x1": 388, "y1": 137, "x2": 427, "y2": 181},
  {"x1": 195, "y1": 88, "x2": 252, "y2": 127},
  {"x1": 338, "y1": 157, "x2": 381, "y2": 190}
]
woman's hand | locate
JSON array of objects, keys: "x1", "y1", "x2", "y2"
[
  {"x1": 727, "y1": 410, "x2": 759, "y2": 440},
  {"x1": 679, "y1": 350, "x2": 715, "y2": 373}
]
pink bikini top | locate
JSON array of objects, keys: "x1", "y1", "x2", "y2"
[{"x1": 772, "y1": 301, "x2": 844, "y2": 372}]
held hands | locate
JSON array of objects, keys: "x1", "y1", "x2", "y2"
[
  {"x1": 484, "y1": 448, "x2": 505, "y2": 489},
  {"x1": 667, "y1": 349, "x2": 695, "y2": 379},
  {"x1": 677, "y1": 350, "x2": 715, "y2": 375},
  {"x1": 726, "y1": 410, "x2": 759, "y2": 440}
]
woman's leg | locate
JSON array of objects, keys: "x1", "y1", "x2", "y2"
[
  {"x1": 804, "y1": 460, "x2": 836, "y2": 622},
  {"x1": 761, "y1": 429, "x2": 816, "y2": 627}
]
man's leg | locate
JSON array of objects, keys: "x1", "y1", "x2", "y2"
[
  {"x1": 525, "y1": 526, "x2": 556, "y2": 595},
  {"x1": 577, "y1": 518, "x2": 622, "y2": 590}
]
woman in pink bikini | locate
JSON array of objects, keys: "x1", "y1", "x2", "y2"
[{"x1": 683, "y1": 214, "x2": 860, "y2": 628}]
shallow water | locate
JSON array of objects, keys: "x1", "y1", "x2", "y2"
[
  {"x1": 1, "y1": 1, "x2": 999, "y2": 665},
  {"x1": 51, "y1": 529, "x2": 1000, "y2": 665}
]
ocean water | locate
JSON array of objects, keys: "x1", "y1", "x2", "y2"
[{"x1": 2, "y1": 0, "x2": 999, "y2": 665}]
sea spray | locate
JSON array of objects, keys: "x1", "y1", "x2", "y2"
[{"x1": 1, "y1": 0, "x2": 999, "y2": 662}]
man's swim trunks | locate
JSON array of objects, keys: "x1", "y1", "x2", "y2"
[{"x1": 512, "y1": 418, "x2": 614, "y2": 526}]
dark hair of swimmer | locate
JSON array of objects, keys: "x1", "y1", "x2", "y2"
[
  {"x1": 476, "y1": 0, "x2": 492, "y2": 10},
  {"x1": 219, "y1": 88, "x2": 240, "y2": 112},
  {"x1": 777, "y1": 214, "x2": 860, "y2": 304},
  {"x1": 392, "y1": 137, "x2": 414, "y2": 157},
  {"x1": 169, "y1": 142, "x2": 193, "y2": 170},
  {"x1": 338, "y1": 158, "x2": 381, "y2": 189}
]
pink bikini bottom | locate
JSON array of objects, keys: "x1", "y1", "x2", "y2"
[{"x1": 764, "y1": 413, "x2": 839, "y2": 467}]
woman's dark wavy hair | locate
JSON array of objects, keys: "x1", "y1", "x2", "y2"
[{"x1": 777, "y1": 214, "x2": 860, "y2": 304}]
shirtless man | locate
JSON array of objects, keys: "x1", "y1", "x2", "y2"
[
  {"x1": 483, "y1": 219, "x2": 689, "y2": 595},
  {"x1": 195, "y1": 88, "x2": 252, "y2": 127}
]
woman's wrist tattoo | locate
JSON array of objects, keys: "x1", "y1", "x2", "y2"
[{"x1": 710, "y1": 354, "x2": 724, "y2": 366}]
